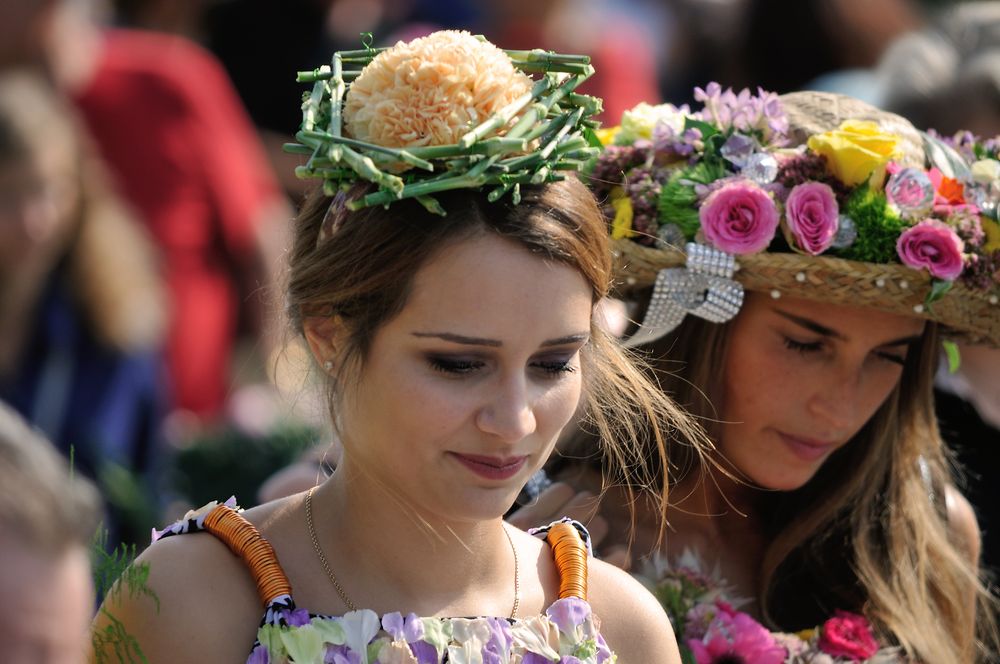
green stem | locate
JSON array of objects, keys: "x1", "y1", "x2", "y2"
[
  {"x1": 299, "y1": 130, "x2": 434, "y2": 171},
  {"x1": 503, "y1": 48, "x2": 591, "y2": 65},
  {"x1": 327, "y1": 54, "x2": 345, "y2": 161}
]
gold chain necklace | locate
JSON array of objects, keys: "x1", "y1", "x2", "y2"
[{"x1": 305, "y1": 486, "x2": 521, "y2": 618}]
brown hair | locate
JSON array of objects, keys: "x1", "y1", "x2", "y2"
[
  {"x1": 286, "y1": 178, "x2": 708, "y2": 532},
  {"x1": 646, "y1": 314, "x2": 997, "y2": 662},
  {"x1": 0, "y1": 401, "x2": 101, "y2": 553}
]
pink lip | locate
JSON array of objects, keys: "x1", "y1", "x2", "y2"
[
  {"x1": 449, "y1": 453, "x2": 528, "y2": 481},
  {"x1": 777, "y1": 432, "x2": 837, "y2": 463}
]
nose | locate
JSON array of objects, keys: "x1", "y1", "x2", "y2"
[
  {"x1": 806, "y1": 362, "x2": 862, "y2": 434},
  {"x1": 475, "y1": 375, "x2": 536, "y2": 443}
]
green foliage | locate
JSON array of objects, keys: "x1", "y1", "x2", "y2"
[
  {"x1": 90, "y1": 529, "x2": 156, "y2": 664},
  {"x1": 658, "y1": 160, "x2": 728, "y2": 239},
  {"x1": 836, "y1": 186, "x2": 907, "y2": 263},
  {"x1": 942, "y1": 340, "x2": 962, "y2": 374},
  {"x1": 926, "y1": 278, "x2": 954, "y2": 308},
  {"x1": 168, "y1": 422, "x2": 319, "y2": 509}
]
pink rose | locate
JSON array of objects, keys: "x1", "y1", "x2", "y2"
[
  {"x1": 699, "y1": 180, "x2": 779, "y2": 254},
  {"x1": 896, "y1": 219, "x2": 965, "y2": 281},
  {"x1": 817, "y1": 611, "x2": 880, "y2": 660},
  {"x1": 687, "y1": 601, "x2": 786, "y2": 664},
  {"x1": 785, "y1": 182, "x2": 839, "y2": 255}
]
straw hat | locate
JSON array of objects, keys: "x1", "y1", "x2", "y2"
[{"x1": 597, "y1": 88, "x2": 1000, "y2": 346}]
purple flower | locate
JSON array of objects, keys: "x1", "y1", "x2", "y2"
[
  {"x1": 247, "y1": 644, "x2": 269, "y2": 664},
  {"x1": 281, "y1": 607, "x2": 312, "y2": 627},
  {"x1": 897, "y1": 219, "x2": 965, "y2": 280},
  {"x1": 785, "y1": 182, "x2": 839, "y2": 255},
  {"x1": 482, "y1": 617, "x2": 513, "y2": 661},
  {"x1": 546, "y1": 597, "x2": 592, "y2": 636},
  {"x1": 699, "y1": 180, "x2": 779, "y2": 254},
  {"x1": 324, "y1": 644, "x2": 362, "y2": 664},
  {"x1": 522, "y1": 654, "x2": 554, "y2": 664},
  {"x1": 687, "y1": 603, "x2": 786, "y2": 664},
  {"x1": 382, "y1": 612, "x2": 424, "y2": 642},
  {"x1": 409, "y1": 640, "x2": 441, "y2": 664}
]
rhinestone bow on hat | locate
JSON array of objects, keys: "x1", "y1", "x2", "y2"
[{"x1": 626, "y1": 243, "x2": 744, "y2": 346}]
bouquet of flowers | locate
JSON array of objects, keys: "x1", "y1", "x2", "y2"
[
  {"x1": 589, "y1": 83, "x2": 1000, "y2": 308},
  {"x1": 634, "y1": 551, "x2": 909, "y2": 663}
]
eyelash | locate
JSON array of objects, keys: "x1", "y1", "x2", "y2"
[
  {"x1": 428, "y1": 358, "x2": 576, "y2": 377},
  {"x1": 782, "y1": 337, "x2": 906, "y2": 365},
  {"x1": 783, "y1": 337, "x2": 823, "y2": 354}
]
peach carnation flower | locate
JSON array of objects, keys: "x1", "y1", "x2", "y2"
[{"x1": 344, "y1": 30, "x2": 534, "y2": 150}]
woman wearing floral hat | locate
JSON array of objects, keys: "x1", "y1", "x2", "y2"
[
  {"x1": 514, "y1": 85, "x2": 1000, "y2": 662},
  {"x1": 90, "y1": 31, "x2": 708, "y2": 664}
]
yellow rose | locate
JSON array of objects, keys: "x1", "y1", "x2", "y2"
[
  {"x1": 608, "y1": 186, "x2": 635, "y2": 239},
  {"x1": 595, "y1": 126, "x2": 621, "y2": 146},
  {"x1": 983, "y1": 217, "x2": 1000, "y2": 253},
  {"x1": 806, "y1": 120, "x2": 902, "y2": 187}
]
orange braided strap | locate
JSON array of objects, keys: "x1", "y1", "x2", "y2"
[
  {"x1": 547, "y1": 521, "x2": 588, "y2": 600},
  {"x1": 202, "y1": 505, "x2": 292, "y2": 607}
]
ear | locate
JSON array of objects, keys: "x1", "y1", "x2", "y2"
[{"x1": 302, "y1": 313, "x2": 346, "y2": 371}]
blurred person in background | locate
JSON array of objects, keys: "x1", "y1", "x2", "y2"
[
  {"x1": 656, "y1": 0, "x2": 925, "y2": 105},
  {"x1": 0, "y1": 0, "x2": 293, "y2": 423},
  {"x1": 0, "y1": 399, "x2": 102, "y2": 664},
  {"x1": 0, "y1": 68, "x2": 166, "y2": 466},
  {"x1": 0, "y1": 70, "x2": 168, "y2": 544}
]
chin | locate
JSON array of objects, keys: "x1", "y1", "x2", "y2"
[{"x1": 749, "y1": 466, "x2": 821, "y2": 492}]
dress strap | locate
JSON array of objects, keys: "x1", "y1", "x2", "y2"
[
  {"x1": 151, "y1": 498, "x2": 292, "y2": 608},
  {"x1": 203, "y1": 505, "x2": 292, "y2": 608},
  {"x1": 528, "y1": 518, "x2": 591, "y2": 601}
]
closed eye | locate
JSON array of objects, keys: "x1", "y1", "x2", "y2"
[
  {"x1": 783, "y1": 337, "x2": 823, "y2": 354},
  {"x1": 875, "y1": 351, "x2": 906, "y2": 366},
  {"x1": 428, "y1": 357, "x2": 484, "y2": 375}
]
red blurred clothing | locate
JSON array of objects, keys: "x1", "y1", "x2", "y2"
[{"x1": 72, "y1": 30, "x2": 281, "y2": 417}]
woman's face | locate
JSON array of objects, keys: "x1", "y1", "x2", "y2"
[
  {"x1": 330, "y1": 233, "x2": 593, "y2": 522},
  {"x1": 0, "y1": 147, "x2": 77, "y2": 284},
  {"x1": 718, "y1": 292, "x2": 925, "y2": 491}
]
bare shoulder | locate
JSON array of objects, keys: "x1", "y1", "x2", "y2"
[
  {"x1": 944, "y1": 484, "x2": 981, "y2": 563},
  {"x1": 91, "y1": 528, "x2": 264, "y2": 664},
  {"x1": 587, "y1": 557, "x2": 681, "y2": 664}
]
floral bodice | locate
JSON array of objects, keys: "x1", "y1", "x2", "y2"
[
  {"x1": 152, "y1": 499, "x2": 615, "y2": 664},
  {"x1": 634, "y1": 550, "x2": 907, "y2": 663}
]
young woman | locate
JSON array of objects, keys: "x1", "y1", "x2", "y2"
[
  {"x1": 513, "y1": 88, "x2": 1000, "y2": 661},
  {"x1": 90, "y1": 31, "x2": 704, "y2": 664}
]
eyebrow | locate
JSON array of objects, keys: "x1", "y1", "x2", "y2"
[
  {"x1": 774, "y1": 309, "x2": 846, "y2": 340},
  {"x1": 774, "y1": 309, "x2": 923, "y2": 347},
  {"x1": 411, "y1": 332, "x2": 589, "y2": 347}
]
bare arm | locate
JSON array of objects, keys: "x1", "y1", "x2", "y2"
[
  {"x1": 90, "y1": 533, "x2": 262, "y2": 664},
  {"x1": 587, "y1": 558, "x2": 682, "y2": 664}
]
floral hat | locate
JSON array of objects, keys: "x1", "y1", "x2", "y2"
[
  {"x1": 589, "y1": 84, "x2": 1000, "y2": 347},
  {"x1": 284, "y1": 30, "x2": 603, "y2": 217}
]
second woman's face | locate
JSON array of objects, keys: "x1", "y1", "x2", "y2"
[
  {"x1": 336, "y1": 233, "x2": 593, "y2": 522},
  {"x1": 719, "y1": 293, "x2": 925, "y2": 491}
]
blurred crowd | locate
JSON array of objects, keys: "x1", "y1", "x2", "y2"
[{"x1": 0, "y1": 0, "x2": 997, "y2": 578}]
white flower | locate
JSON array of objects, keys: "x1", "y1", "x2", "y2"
[
  {"x1": 971, "y1": 159, "x2": 1000, "y2": 183},
  {"x1": 617, "y1": 102, "x2": 690, "y2": 144}
]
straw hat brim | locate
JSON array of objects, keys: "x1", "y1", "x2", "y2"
[{"x1": 612, "y1": 239, "x2": 1000, "y2": 347}]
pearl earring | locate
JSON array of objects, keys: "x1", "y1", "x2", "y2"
[{"x1": 323, "y1": 360, "x2": 333, "y2": 372}]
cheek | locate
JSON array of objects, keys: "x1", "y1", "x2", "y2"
[{"x1": 538, "y1": 376, "x2": 583, "y2": 433}]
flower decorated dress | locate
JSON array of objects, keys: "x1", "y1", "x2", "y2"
[{"x1": 152, "y1": 499, "x2": 616, "y2": 664}]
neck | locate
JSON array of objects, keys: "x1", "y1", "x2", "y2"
[
  {"x1": 668, "y1": 462, "x2": 765, "y2": 547},
  {"x1": 309, "y1": 459, "x2": 517, "y2": 616}
]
